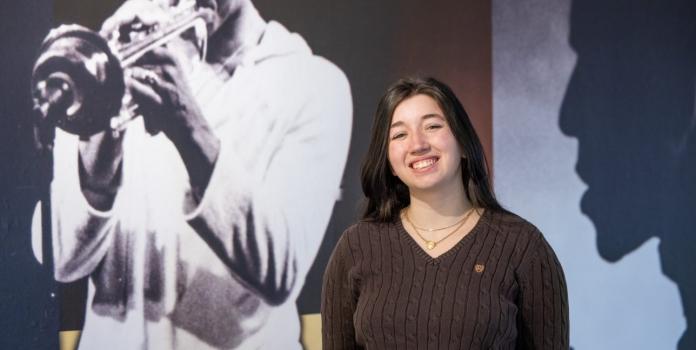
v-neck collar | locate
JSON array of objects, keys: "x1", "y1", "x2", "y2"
[{"x1": 396, "y1": 209, "x2": 489, "y2": 264}]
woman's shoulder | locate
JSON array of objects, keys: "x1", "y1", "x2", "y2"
[
  {"x1": 341, "y1": 219, "x2": 393, "y2": 240},
  {"x1": 485, "y1": 209, "x2": 562, "y2": 268},
  {"x1": 329, "y1": 220, "x2": 393, "y2": 260},
  {"x1": 483, "y1": 209, "x2": 544, "y2": 242},
  {"x1": 485, "y1": 209, "x2": 538, "y2": 229}
]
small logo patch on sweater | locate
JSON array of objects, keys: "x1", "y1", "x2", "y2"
[{"x1": 474, "y1": 264, "x2": 485, "y2": 273}]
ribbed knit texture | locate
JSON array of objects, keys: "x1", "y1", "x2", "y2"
[{"x1": 321, "y1": 209, "x2": 569, "y2": 349}]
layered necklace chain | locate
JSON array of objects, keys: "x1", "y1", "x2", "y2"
[{"x1": 404, "y1": 208, "x2": 475, "y2": 250}]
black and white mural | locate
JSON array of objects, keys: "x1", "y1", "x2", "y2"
[{"x1": 494, "y1": 0, "x2": 694, "y2": 349}]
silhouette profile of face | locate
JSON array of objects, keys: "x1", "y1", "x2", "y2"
[{"x1": 559, "y1": 0, "x2": 696, "y2": 263}]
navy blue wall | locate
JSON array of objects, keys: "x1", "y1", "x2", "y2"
[{"x1": 0, "y1": 1, "x2": 58, "y2": 348}]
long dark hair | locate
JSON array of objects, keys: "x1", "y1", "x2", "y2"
[{"x1": 361, "y1": 77, "x2": 504, "y2": 222}]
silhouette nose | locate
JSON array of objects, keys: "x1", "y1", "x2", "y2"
[{"x1": 559, "y1": 70, "x2": 581, "y2": 138}]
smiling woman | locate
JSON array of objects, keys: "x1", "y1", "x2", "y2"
[{"x1": 321, "y1": 77, "x2": 570, "y2": 349}]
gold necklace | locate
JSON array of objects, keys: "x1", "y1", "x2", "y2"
[
  {"x1": 408, "y1": 212, "x2": 469, "y2": 232},
  {"x1": 404, "y1": 208, "x2": 475, "y2": 250}
]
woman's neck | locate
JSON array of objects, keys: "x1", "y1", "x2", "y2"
[
  {"x1": 206, "y1": 3, "x2": 265, "y2": 65},
  {"x1": 407, "y1": 182, "x2": 473, "y2": 228}
]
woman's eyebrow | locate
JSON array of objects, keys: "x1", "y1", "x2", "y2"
[
  {"x1": 390, "y1": 113, "x2": 444, "y2": 129},
  {"x1": 390, "y1": 120, "x2": 404, "y2": 129},
  {"x1": 422, "y1": 113, "x2": 444, "y2": 121}
]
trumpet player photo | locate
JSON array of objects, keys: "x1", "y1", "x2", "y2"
[{"x1": 30, "y1": 0, "x2": 352, "y2": 348}]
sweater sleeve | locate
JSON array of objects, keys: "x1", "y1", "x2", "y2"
[
  {"x1": 515, "y1": 231, "x2": 569, "y2": 350},
  {"x1": 321, "y1": 231, "x2": 362, "y2": 350}
]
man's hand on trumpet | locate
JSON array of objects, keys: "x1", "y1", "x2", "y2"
[
  {"x1": 126, "y1": 47, "x2": 220, "y2": 204},
  {"x1": 127, "y1": 47, "x2": 201, "y2": 138},
  {"x1": 78, "y1": 0, "x2": 220, "y2": 210}
]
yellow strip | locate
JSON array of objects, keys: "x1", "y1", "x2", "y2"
[
  {"x1": 301, "y1": 313, "x2": 322, "y2": 350},
  {"x1": 59, "y1": 330, "x2": 80, "y2": 350}
]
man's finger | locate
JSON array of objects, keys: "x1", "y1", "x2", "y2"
[
  {"x1": 127, "y1": 68, "x2": 164, "y2": 106},
  {"x1": 126, "y1": 72, "x2": 165, "y2": 135},
  {"x1": 135, "y1": 47, "x2": 180, "y2": 69},
  {"x1": 100, "y1": 0, "x2": 170, "y2": 38}
]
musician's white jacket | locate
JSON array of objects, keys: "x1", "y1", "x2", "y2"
[{"x1": 32, "y1": 21, "x2": 352, "y2": 349}]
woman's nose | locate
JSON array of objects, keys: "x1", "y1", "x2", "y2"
[{"x1": 409, "y1": 131, "x2": 430, "y2": 154}]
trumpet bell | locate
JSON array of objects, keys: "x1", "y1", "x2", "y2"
[{"x1": 31, "y1": 24, "x2": 125, "y2": 137}]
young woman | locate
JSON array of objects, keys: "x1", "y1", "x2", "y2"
[{"x1": 322, "y1": 77, "x2": 569, "y2": 349}]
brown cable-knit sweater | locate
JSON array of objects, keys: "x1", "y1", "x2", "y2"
[{"x1": 321, "y1": 209, "x2": 569, "y2": 349}]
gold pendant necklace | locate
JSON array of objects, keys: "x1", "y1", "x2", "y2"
[{"x1": 404, "y1": 208, "x2": 475, "y2": 250}]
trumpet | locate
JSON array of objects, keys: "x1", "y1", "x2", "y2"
[{"x1": 30, "y1": 0, "x2": 213, "y2": 140}]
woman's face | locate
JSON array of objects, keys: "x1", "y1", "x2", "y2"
[{"x1": 387, "y1": 94, "x2": 464, "y2": 196}]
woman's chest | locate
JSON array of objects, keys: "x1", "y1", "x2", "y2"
[{"x1": 352, "y1": 245, "x2": 521, "y2": 349}]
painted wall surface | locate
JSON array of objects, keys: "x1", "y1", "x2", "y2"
[{"x1": 493, "y1": 0, "x2": 693, "y2": 349}]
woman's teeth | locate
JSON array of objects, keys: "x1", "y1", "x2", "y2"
[{"x1": 412, "y1": 158, "x2": 436, "y2": 169}]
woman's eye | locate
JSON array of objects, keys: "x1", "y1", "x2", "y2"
[
  {"x1": 391, "y1": 132, "x2": 406, "y2": 140},
  {"x1": 426, "y1": 124, "x2": 443, "y2": 130}
]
